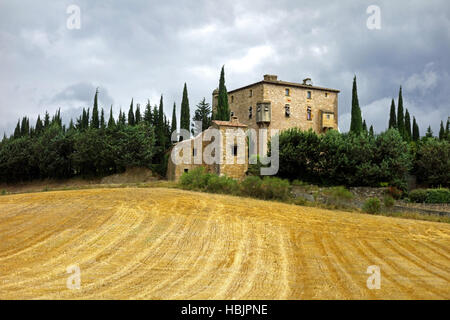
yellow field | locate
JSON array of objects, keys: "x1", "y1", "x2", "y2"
[{"x1": 0, "y1": 187, "x2": 449, "y2": 299}]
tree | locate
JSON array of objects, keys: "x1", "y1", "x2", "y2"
[
  {"x1": 404, "y1": 109, "x2": 411, "y2": 141},
  {"x1": 350, "y1": 76, "x2": 363, "y2": 134},
  {"x1": 446, "y1": 119, "x2": 450, "y2": 141},
  {"x1": 44, "y1": 111, "x2": 50, "y2": 128},
  {"x1": 215, "y1": 66, "x2": 230, "y2": 121},
  {"x1": 192, "y1": 98, "x2": 212, "y2": 135},
  {"x1": 144, "y1": 100, "x2": 152, "y2": 125},
  {"x1": 388, "y1": 99, "x2": 397, "y2": 129},
  {"x1": 128, "y1": 99, "x2": 135, "y2": 126},
  {"x1": 439, "y1": 120, "x2": 445, "y2": 140},
  {"x1": 414, "y1": 138, "x2": 449, "y2": 187},
  {"x1": 135, "y1": 104, "x2": 142, "y2": 124},
  {"x1": 412, "y1": 117, "x2": 420, "y2": 141},
  {"x1": 369, "y1": 125, "x2": 374, "y2": 137},
  {"x1": 171, "y1": 102, "x2": 177, "y2": 136},
  {"x1": 425, "y1": 125, "x2": 433, "y2": 138},
  {"x1": 13, "y1": 120, "x2": 21, "y2": 139},
  {"x1": 362, "y1": 119, "x2": 368, "y2": 134},
  {"x1": 397, "y1": 86, "x2": 405, "y2": 138},
  {"x1": 35, "y1": 115, "x2": 44, "y2": 135},
  {"x1": 108, "y1": 106, "x2": 115, "y2": 128},
  {"x1": 180, "y1": 83, "x2": 190, "y2": 134},
  {"x1": 91, "y1": 88, "x2": 100, "y2": 129},
  {"x1": 100, "y1": 109, "x2": 106, "y2": 129}
]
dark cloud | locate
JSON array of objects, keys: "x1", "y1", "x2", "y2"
[{"x1": 0, "y1": 0, "x2": 449, "y2": 135}]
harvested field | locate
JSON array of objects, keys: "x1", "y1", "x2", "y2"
[{"x1": 0, "y1": 188, "x2": 449, "y2": 299}]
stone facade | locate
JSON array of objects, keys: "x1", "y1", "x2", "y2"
[
  {"x1": 212, "y1": 75, "x2": 339, "y2": 153},
  {"x1": 167, "y1": 118, "x2": 248, "y2": 181}
]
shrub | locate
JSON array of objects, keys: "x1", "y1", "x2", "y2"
[
  {"x1": 383, "y1": 195, "x2": 395, "y2": 208},
  {"x1": 325, "y1": 186, "x2": 353, "y2": 202},
  {"x1": 362, "y1": 198, "x2": 381, "y2": 214},
  {"x1": 414, "y1": 139, "x2": 449, "y2": 187},
  {"x1": 240, "y1": 176, "x2": 263, "y2": 198},
  {"x1": 409, "y1": 188, "x2": 450, "y2": 204},
  {"x1": 260, "y1": 176, "x2": 291, "y2": 200},
  {"x1": 409, "y1": 189, "x2": 428, "y2": 203},
  {"x1": 424, "y1": 188, "x2": 450, "y2": 204},
  {"x1": 292, "y1": 179, "x2": 308, "y2": 187},
  {"x1": 1, "y1": 189, "x2": 6, "y2": 195},
  {"x1": 206, "y1": 175, "x2": 239, "y2": 195},
  {"x1": 179, "y1": 167, "x2": 212, "y2": 190},
  {"x1": 387, "y1": 186, "x2": 403, "y2": 199}
]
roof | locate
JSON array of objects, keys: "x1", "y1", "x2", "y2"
[
  {"x1": 212, "y1": 119, "x2": 247, "y2": 128},
  {"x1": 227, "y1": 79, "x2": 340, "y2": 94}
]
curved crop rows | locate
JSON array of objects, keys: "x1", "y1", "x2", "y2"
[{"x1": 0, "y1": 188, "x2": 449, "y2": 299}]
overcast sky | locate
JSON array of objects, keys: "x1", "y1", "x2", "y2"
[{"x1": 1, "y1": 0, "x2": 449, "y2": 136}]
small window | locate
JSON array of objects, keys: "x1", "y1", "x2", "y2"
[
  {"x1": 231, "y1": 145, "x2": 238, "y2": 156},
  {"x1": 307, "y1": 91, "x2": 312, "y2": 99},
  {"x1": 257, "y1": 105, "x2": 261, "y2": 112},
  {"x1": 248, "y1": 106, "x2": 252, "y2": 119},
  {"x1": 325, "y1": 92, "x2": 328, "y2": 97},
  {"x1": 307, "y1": 107, "x2": 312, "y2": 121},
  {"x1": 184, "y1": 168, "x2": 189, "y2": 173},
  {"x1": 285, "y1": 104, "x2": 290, "y2": 117},
  {"x1": 231, "y1": 96, "x2": 234, "y2": 103},
  {"x1": 230, "y1": 111, "x2": 234, "y2": 117},
  {"x1": 285, "y1": 88, "x2": 290, "y2": 96},
  {"x1": 192, "y1": 148, "x2": 197, "y2": 157},
  {"x1": 249, "y1": 89, "x2": 253, "y2": 97},
  {"x1": 326, "y1": 114, "x2": 330, "y2": 119}
]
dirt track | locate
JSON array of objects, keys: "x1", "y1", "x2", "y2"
[{"x1": 0, "y1": 188, "x2": 449, "y2": 299}]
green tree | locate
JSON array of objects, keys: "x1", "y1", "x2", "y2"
[
  {"x1": 144, "y1": 100, "x2": 152, "y2": 125},
  {"x1": 215, "y1": 66, "x2": 230, "y2": 121},
  {"x1": 192, "y1": 98, "x2": 212, "y2": 135},
  {"x1": 425, "y1": 125, "x2": 433, "y2": 138},
  {"x1": 414, "y1": 138, "x2": 449, "y2": 187},
  {"x1": 128, "y1": 99, "x2": 135, "y2": 126},
  {"x1": 362, "y1": 119, "x2": 368, "y2": 134},
  {"x1": 439, "y1": 120, "x2": 445, "y2": 140},
  {"x1": 108, "y1": 106, "x2": 115, "y2": 128},
  {"x1": 35, "y1": 115, "x2": 44, "y2": 135},
  {"x1": 412, "y1": 117, "x2": 420, "y2": 141},
  {"x1": 350, "y1": 76, "x2": 363, "y2": 134},
  {"x1": 180, "y1": 83, "x2": 190, "y2": 135},
  {"x1": 404, "y1": 109, "x2": 411, "y2": 141},
  {"x1": 369, "y1": 125, "x2": 374, "y2": 137},
  {"x1": 135, "y1": 104, "x2": 142, "y2": 124},
  {"x1": 388, "y1": 99, "x2": 397, "y2": 129},
  {"x1": 91, "y1": 88, "x2": 100, "y2": 129},
  {"x1": 171, "y1": 102, "x2": 177, "y2": 136},
  {"x1": 397, "y1": 86, "x2": 405, "y2": 138},
  {"x1": 100, "y1": 109, "x2": 106, "y2": 129}
]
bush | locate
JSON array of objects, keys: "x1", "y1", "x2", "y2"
[
  {"x1": 240, "y1": 176, "x2": 263, "y2": 198},
  {"x1": 362, "y1": 198, "x2": 381, "y2": 214},
  {"x1": 409, "y1": 188, "x2": 450, "y2": 204},
  {"x1": 387, "y1": 186, "x2": 403, "y2": 199},
  {"x1": 179, "y1": 167, "x2": 212, "y2": 190},
  {"x1": 206, "y1": 175, "x2": 239, "y2": 195},
  {"x1": 414, "y1": 139, "x2": 449, "y2": 187},
  {"x1": 292, "y1": 179, "x2": 308, "y2": 186},
  {"x1": 1, "y1": 189, "x2": 6, "y2": 195},
  {"x1": 383, "y1": 195, "x2": 395, "y2": 208},
  {"x1": 325, "y1": 186, "x2": 353, "y2": 201},
  {"x1": 260, "y1": 177, "x2": 290, "y2": 200},
  {"x1": 409, "y1": 189, "x2": 428, "y2": 203}
]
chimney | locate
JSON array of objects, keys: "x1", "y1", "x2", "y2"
[
  {"x1": 263, "y1": 74, "x2": 278, "y2": 81},
  {"x1": 231, "y1": 116, "x2": 239, "y2": 124}
]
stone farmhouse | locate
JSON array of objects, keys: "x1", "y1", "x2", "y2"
[{"x1": 167, "y1": 75, "x2": 339, "y2": 181}]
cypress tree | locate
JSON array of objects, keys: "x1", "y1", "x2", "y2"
[
  {"x1": 91, "y1": 88, "x2": 100, "y2": 129},
  {"x1": 404, "y1": 109, "x2": 411, "y2": 141},
  {"x1": 171, "y1": 102, "x2": 177, "y2": 135},
  {"x1": 44, "y1": 111, "x2": 50, "y2": 128},
  {"x1": 397, "y1": 86, "x2": 405, "y2": 138},
  {"x1": 362, "y1": 119, "x2": 368, "y2": 133},
  {"x1": 144, "y1": 100, "x2": 152, "y2": 125},
  {"x1": 425, "y1": 125, "x2": 433, "y2": 138},
  {"x1": 446, "y1": 119, "x2": 450, "y2": 141},
  {"x1": 152, "y1": 105, "x2": 158, "y2": 127},
  {"x1": 108, "y1": 106, "x2": 115, "y2": 128},
  {"x1": 388, "y1": 99, "x2": 397, "y2": 129},
  {"x1": 350, "y1": 76, "x2": 363, "y2": 134},
  {"x1": 100, "y1": 108, "x2": 105, "y2": 129},
  {"x1": 412, "y1": 117, "x2": 420, "y2": 141},
  {"x1": 128, "y1": 99, "x2": 135, "y2": 126},
  {"x1": 158, "y1": 95, "x2": 164, "y2": 128},
  {"x1": 13, "y1": 120, "x2": 21, "y2": 138},
  {"x1": 192, "y1": 98, "x2": 212, "y2": 135},
  {"x1": 85, "y1": 108, "x2": 90, "y2": 129},
  {"x1": 180, "y1": 83, "x2": 190, "y2": 134},
  {"x1": 216, "y1": 66, "x2": 230, "y2": 121},
  {"x1": 69, "y1": 119, "x2": 75, "y2": 131},
  {"x1": 35, "y1": 115, "x2": 43, "y2": 135},
  {"x1": 20, "y1": 117, "x2": 29, "y2": 137},
  {"x1": 369, "y1": 125, "x2": 374, "y2": 137},
  {"x1": 439, "y1": 120, "x2": 445, "y2": 140},
  {"x1": 135, "y1": 104, "x2": 142, "y2": 124}
]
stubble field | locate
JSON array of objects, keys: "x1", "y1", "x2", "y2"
[{"x1": 0, "y1": 187, "x2": 449, "y2": 299}]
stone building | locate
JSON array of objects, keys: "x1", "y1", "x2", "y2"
[
  {"x1": 212, "y1": 74, "x2": 339, "y2": 152},
  {"x1": 167, "y1": 117, "x2": 248, "y2": 181}
]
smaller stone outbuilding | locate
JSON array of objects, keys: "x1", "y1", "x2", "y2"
[{"x1": 167, "y1": 117, "x2": 248, "y2": 181}]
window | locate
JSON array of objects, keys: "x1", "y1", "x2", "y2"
[
  {"x1": 326, "y1": 114, "x2": 330, "y2": 119},
  {"x1": 231, "y1": 145, "x2": 238, "y2": 156},
  {"x1": 192, "y1": 148, "x2": 197, "y2": 157},
  {"x1": 248, "y1": 106, "x2": 253, "y2": 119},
  {"x1": 230, "y1": 111, "x2": 234, "y2": 117},
  {"x1": 307, "y1": 107, "x2": 312, "y2": 121},
  {"x1": 257, "y1": 105, "x2": 261, "y2": 112},
  {"x1": 249, "y1": 89, "x2": 253, "y2": 97},
  {"x1": 285, "y1": 88, "x2": 290, "y2": 96},
  {"x1": 184, "y1": 168, "x2": 189, "y2": 173},
  {"x1": 307, "y1": 91, "x2": 312, "y2": 99},
  {"x1": 285, "y1": 104, "x2": 290, "y2": 117},
  {"x1": 325, "y1": 92, "x2": 328, "y2": 97},
  {"x1": 231, "y1": 96, "x2": 234, "y2": 103}
]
